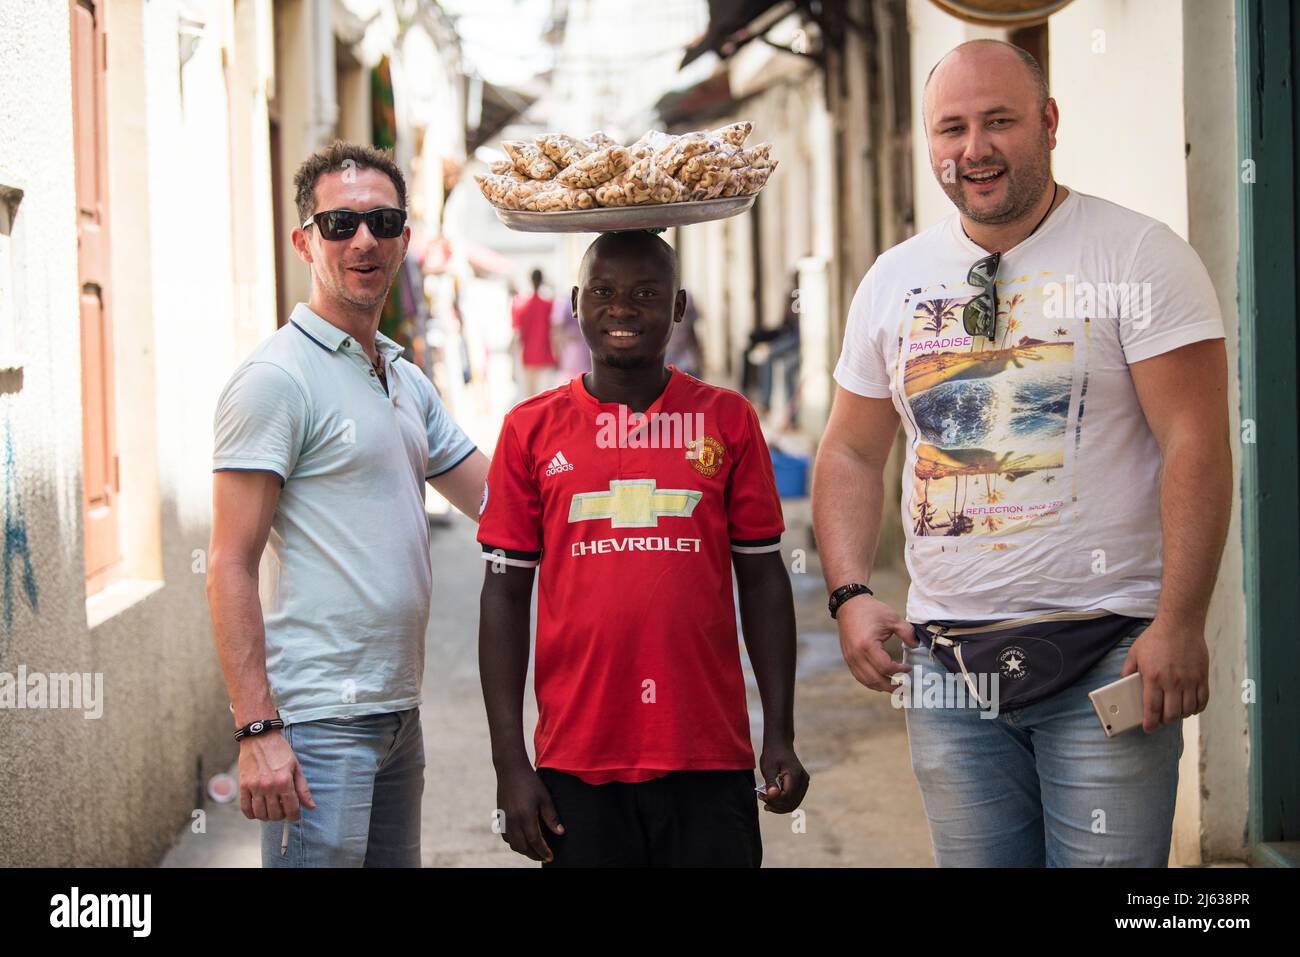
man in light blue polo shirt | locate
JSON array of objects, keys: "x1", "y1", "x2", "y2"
[{"x1": 207, "y1": 141, "x2": 488, "y2": 867}]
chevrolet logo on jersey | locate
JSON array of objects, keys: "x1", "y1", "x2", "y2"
[{"x1": 568, "y1": 479, "x2": 702, "y2": 528}]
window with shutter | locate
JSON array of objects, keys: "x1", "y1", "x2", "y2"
[{"x1": 71, "y1": 0, "x2": 120, "y2": 593}]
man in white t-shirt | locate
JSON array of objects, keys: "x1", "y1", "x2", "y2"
[{"x1": 813, "y1": 40, "x2": 1231, "y2": 866}]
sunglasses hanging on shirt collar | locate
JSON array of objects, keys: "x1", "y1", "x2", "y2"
[
  {"x1": 962, "y1": 182, "x2": 1059, "y2": 341},
  {"x1": 301, "y1": 206, "x2": 407, "y2": 241},
  {"x1": 962, "y1": 250, "x2": 1001, "y2": 339}
]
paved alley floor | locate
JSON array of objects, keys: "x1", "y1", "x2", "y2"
[{"x1": 161, "y1": 508, "x2": 933, "y2": 868}]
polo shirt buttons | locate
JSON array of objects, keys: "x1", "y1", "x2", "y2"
[{"x1": 342, "y1": 338, "x2": 351, "y2": 348}]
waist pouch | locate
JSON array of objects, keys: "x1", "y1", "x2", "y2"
[{"x1": 913, "y1": 610, "x2": 1147, "y2": 713}]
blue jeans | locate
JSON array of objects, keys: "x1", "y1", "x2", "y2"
[
  {"x1": 260, "y1": 709, "x2": 424, "y2": 867},
  {"x1": 902, "y1": 623, "x2": 1182, "y2": 867}
]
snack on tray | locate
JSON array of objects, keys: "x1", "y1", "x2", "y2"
[
  {"x1": 502, "y1": 140, "x2": 559, "y2": 180},
  {"x1": 627, "y1": 129, "x2": 675, "y2": 163},
  {"x1": 677, "y1": 149, "x2": 732, "y2": 188},
  {"x1": 731, "y1": 143, "x2": 774, "y2": 169},
  {"x1": 537, "y1": 133, "x2": 593, "y2": 168},
  {"x1": 594, "y1": 158, "x2": 689, "y2": 206},
  {"x1": 522, "y1": 187, "x2": 597, "y2": 212},
  {"x1": 720, "y1": 162, "x2": 777, "y2": 198},
  {"x1": 712, "y1": 121, "x2": 753, "y2": 147},
  {"x1": 484, "y1": 123, "x2": 774, "y2": 216},
  {"x1": 657, "y1": 133, "x2": 720, "y2": 175},
  {"x1": 554, "y1": 145, "x2": 632, "y2": 189},
  {"x1": 685, "y1": 164, "x2": 731, "y2": 201},
  {"x1": 476, "y1": 173, "x2": 549, "y2": 209},
  {"x1": 489, "y1": 159, "x2": 532, "y2": 182}
]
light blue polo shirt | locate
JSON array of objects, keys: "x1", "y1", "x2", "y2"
[{"x1": 213, "y1": 303, "x2": 477, "y2": 724}]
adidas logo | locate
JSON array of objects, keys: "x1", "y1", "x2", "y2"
[{"x1": 544, "y1": 451, "x2": 575, "y2": 476}]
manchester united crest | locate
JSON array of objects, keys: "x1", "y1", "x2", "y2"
[{"x1": 687, "y1": 435, "x2": 725, "y2": 477}]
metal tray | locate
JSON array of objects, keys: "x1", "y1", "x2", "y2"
[{"x1": 491, "y1": 194, "x2": 757, "y2": 233}]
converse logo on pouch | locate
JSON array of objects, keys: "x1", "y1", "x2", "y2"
[{"x1": 999, "y1": 646, "x2": 1029, "y2": 680}]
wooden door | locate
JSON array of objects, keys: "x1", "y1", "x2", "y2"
[{"x1": 70, "y1": 0, "x2": 119, "y2": 591}]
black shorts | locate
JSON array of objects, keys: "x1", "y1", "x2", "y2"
[{"x1": 536, "y1": 768, "x2": 762, "y2": 868}]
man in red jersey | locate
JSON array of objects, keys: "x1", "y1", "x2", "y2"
[{"x1": 478, "y1": 231, "x2": 809, "y2": 867}]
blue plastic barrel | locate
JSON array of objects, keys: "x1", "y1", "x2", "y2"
[{"x1": 770, "y1": 449, "x2": 809, "y2": 498}]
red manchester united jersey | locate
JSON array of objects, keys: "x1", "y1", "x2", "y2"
[{"x1": 477, "y1": 368, "x2": 784, "y2": 782}]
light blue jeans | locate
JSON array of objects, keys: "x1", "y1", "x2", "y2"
[
  {"x1": 903, "y1": 623, "x2": 1183, "y2": 867},
  {"x1": 260, "y1": 708, "x2": 424, "y2": 868}
]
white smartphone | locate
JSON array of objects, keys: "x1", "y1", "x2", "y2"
[{"x1": 1089, "y1": 672, "x2": 1144, "y2": 737}]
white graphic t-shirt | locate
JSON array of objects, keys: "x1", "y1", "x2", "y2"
[{"x1": 834, "y1": 189, "x2": 1225, "y2": 623}]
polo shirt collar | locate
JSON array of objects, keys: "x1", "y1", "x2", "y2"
[
  {"x1": 374, "y1": 330, "x2": 405, "y2": 363},
  {"x1": 290, "y1": 303, "x2": 405, "y2": 361}
]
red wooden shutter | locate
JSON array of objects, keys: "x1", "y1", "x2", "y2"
[{"x1": 71, "y1": 0, "x2": 120, "y2": 591}]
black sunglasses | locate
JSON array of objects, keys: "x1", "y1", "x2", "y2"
[
  {"x1": 301, "y1": 206, "x2": 407, "y2": 241},
  {"x1": 962, "y1": 251, "x2": 1001, "y2": 339}
]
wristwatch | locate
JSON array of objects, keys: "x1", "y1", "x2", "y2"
[
  {"x1": 828, "y1": 582, "x2": 874, "y2": 619},
  {"x1": 233, "y1": 717, "x2": 285, "y2": 742}
]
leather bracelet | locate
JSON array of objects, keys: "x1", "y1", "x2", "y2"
[
  {"x1": 828, "y1": 582, "x2": 874, "y2": 619},
  {"x1": 233, "y1": 718, "x2": 285, "y2": 742}
]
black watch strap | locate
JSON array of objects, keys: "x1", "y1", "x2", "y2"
[
  {"x1": 233, "y1": 717, "x2": 285, "y2": 742},
  {"x1": 828, "y1": 583, "x2": 874, "y2": 619}
]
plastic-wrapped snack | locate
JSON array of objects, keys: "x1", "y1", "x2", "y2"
[
  {"x1": 719, "y1": 171, "x2": 747, "y2": 199},
  {"x1": 502, "y1": 140, "x2": 559, "y2": 180},
  {"x1": 657, "y1": 132, "x2": 720, "y2": 175},
  {"x1": 712, "y1": 121, "x2": 753, "y2": 147},
  {"x1": 555, "y1": 145, "x2": 632, "y2": 189},
  {"x1": 628, "y1": 130, "x2": 676, "y2": 164},
  {"x1": 685, "y1": 164, "x2": 731, "y2": 201},
  {"x1": 593, "y1": 162, "x2": 648, "y2": 207},
  {"x1": 523, "y1": 187, "x2": 597, "y2": 212},
  {"x1": 653, "y1": 172, "x2": 691, "y2": 204},
  {"x1": 627, "y1": 137, "x2": 655, "y2": 163},
  {"x1": 731, "y1": 143, "x2": 774, "y2": 169},
  {"x1": 721, "y1": 162, "x2": 777, "y2": 197},
  {"x1": 489, "y1": 160, "x2": 532, "y2": 183},
  {"x1": 593, "y1": 174, "x2": 635, "y2": 207},
  {"x1": 476, "y1": 173, "x2": 517, "y2": 208},
  {"x1": 634, "y1": 159, "x2": 689, "y2": 204},
  {"x1": 593, "y1": 160, "x2": 687, "y2": 206},
  {"x1": 477, "y1": 174, "x2": 549, "y2": 209},
  {"x1": 584, "y1": 130, "x2": 619, "y2": 150},
  {"x1": 676, "y1": 149, "x2": 732, "y2": 188},
  {"x1": 536, "y1": 133, "x2": 593, "y2": 168}
]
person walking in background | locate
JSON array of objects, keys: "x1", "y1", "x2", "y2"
[
  {"x1": 744, "y1": 276, "x2": 801, "y2": 427},
  {"x1": 664, "y1": 289, "x2": 703, "y2": 379},
  {"x1": 550, "y1": 293, "x2": 591, "y2": 381},
  {"x1": 512, "y1": 268, "x2": 558, "y2": 396}
]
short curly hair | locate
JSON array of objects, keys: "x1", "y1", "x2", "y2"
[{"x1": 293, "y1": 140, "x2": 407, "y2": 225}]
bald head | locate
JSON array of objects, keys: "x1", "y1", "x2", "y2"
[
  {"x1": 579, "y1": 230, "x2": 680, "y2": 290},
  {"x1": 924, "y1": 39, "x2": 1048, "y2": 125}
]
